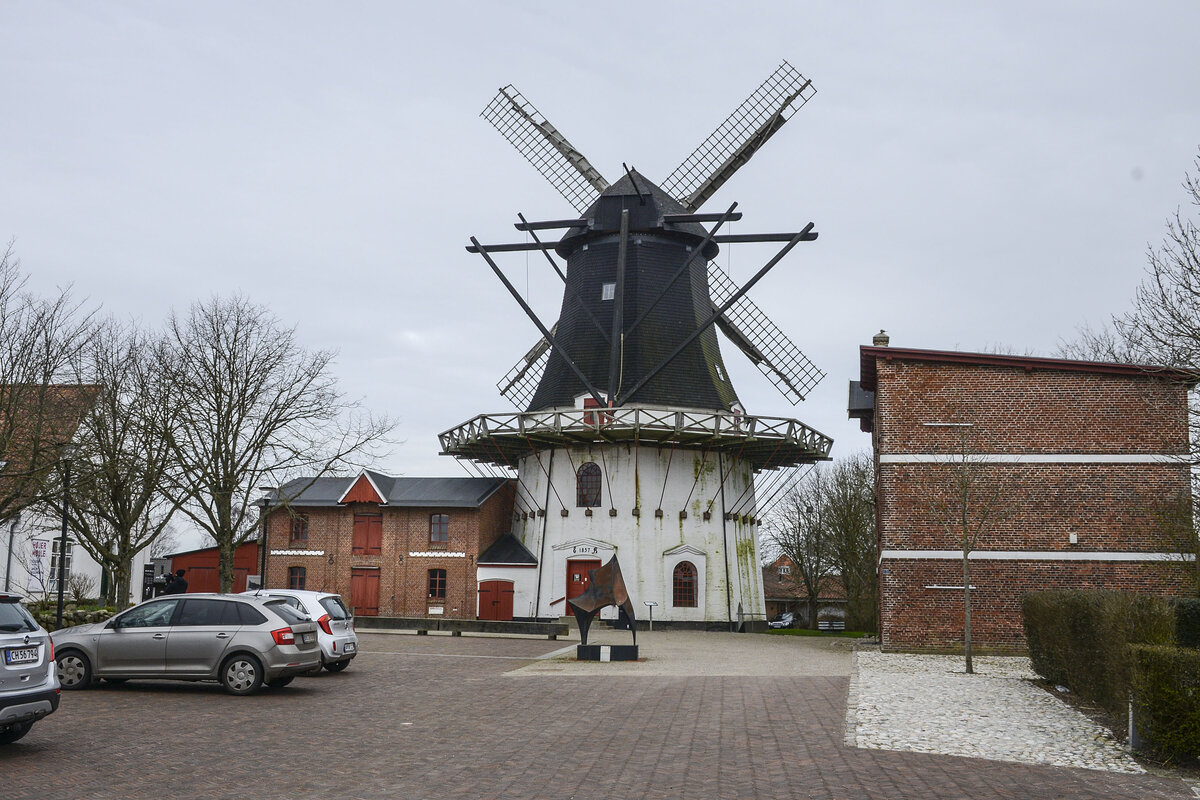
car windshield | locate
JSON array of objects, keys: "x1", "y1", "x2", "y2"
[
  {"x1": 263, "y1": 599, "x2": 309, "y2": 625},
  {"x1": 0, "y1": 599, "x2": 37, "y2": 632},
  {"x1": 319, "y1": 596, "x2": 351, "y2": 620}
]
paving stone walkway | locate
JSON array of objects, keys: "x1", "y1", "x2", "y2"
[
  {"x1": 1, "y1": 630, "x2": 1192, "y2": 799},
  {"x1": 849, "y1": 649, "x2": 1145, "y2": 773}
]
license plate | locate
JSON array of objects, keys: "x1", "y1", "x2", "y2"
[
  {"x1": 302, "y1": 633, "x2": 315, "y2": 643},
  {"x1": 343, "y1": 642, "x2": 356, "y2": 654},
  {"x1": 4, "y1": 646, "x2": 39, "y2": 665}
]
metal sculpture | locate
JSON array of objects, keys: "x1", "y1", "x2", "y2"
[{"x1": 566, "y1": 555, "x2": 636, "y2": 647}]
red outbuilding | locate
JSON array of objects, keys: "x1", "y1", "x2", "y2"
[{"x1": 168, "y1": 542, "x2": 262, "y2": 593}]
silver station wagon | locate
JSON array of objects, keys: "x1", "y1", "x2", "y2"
[{"x1": 52, "y1": 594, "x2": 320, "y2": 695}]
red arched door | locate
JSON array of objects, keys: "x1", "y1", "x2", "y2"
[{"x1": 478, "y1": 580, "x2": 514, "y2": 621}]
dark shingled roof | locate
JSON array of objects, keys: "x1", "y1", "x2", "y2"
[
  {"x1": 528, "y1": 169, "x2": 740, "y2": 413},
  {"x1": 273, "y1": 474, "x2": 509, "y2": 509},
  {"x1": 477, "y1": 534, "x2": 538, "y2": 566}
]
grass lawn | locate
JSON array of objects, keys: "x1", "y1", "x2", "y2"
[{"x1": 765, "y1": 628, "x2": 873, "y2": 638}]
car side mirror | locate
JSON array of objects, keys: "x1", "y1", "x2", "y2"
[{"x1": 105, "y1": 618, "x2": 119, "y2": 630}]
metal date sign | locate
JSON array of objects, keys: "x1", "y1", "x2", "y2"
[{"x1": 571, "y1": 545, "x2": 599, "y2": 555}]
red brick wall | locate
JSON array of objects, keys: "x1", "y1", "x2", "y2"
[
  {"x1": 880, "y1": 559, "x2": 1191, "y2": 653},
  {"x1": 264, "y1": 483, "x2": 515, "y2": 618},
  {"x1": 870, "y1": 354, "x2": 1192, "y2": 652}
]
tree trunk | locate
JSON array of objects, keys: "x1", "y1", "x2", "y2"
[{"x1": 963, "y1": 550, "x2": 974, "y2": 674}]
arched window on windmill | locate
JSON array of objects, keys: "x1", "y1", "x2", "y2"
[
  {"x1": 576, "y1": 462, "x2": 602, "y2": 508},
  {"x1": 673, "y1": 562, "x2": 698, "y2": 608}
]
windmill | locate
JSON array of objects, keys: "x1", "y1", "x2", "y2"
[{"x1": 440, "y1": 62, "x2": 833, "y2": 628}]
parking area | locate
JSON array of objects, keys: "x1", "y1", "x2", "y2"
[{"x1": 1, "y1": 630, "x2": 1193, "y2": 799}]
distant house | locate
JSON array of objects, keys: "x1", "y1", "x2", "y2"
[
  {"x1": 0, "y1": 384, "x2": 151, "y2": 603},
  {"x1": 851, "y1": 336, "x2": 1196, "y2": 652},
  {"x1": 762, "y1": 555, "x2": 846, "y2": 625},
  {"x1": 261, "y1": 472, "x2": 515, "y2": 618}
]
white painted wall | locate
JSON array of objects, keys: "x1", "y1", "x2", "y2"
[
  {"x1": 0, "y1": 512, "x2": 151, "y2": 605},
  {"x1": 506, "y1": 443, "x2": 766, "y2": 624},
  {"x1": 475, "y1": 566, "x2": 538, "y2": 619}
]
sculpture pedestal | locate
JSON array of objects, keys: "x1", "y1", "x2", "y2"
[{"x1": 576, "y1": 644, "x2": 639, "y2": 662}]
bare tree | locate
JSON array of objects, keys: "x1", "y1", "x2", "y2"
[
  {"x1": 0, "y1": 243, "x2": 96, "y2": 523},
  {"x1": 765, "y1": 469, "x2": 836, "y2": 629},
  {"x1": 1062, "y1": 148, "x2": 1200, "y2": 588},
  {"x1": 53, "y1": 320, "x2": 180, "y2": 607},
  {"x1": 159, "y1": 295, "x2": 394, "y2": 591},
  {"x1": 926, "y1": 421, "x2": 1009, "y2": 674},
  {"x1": 823, "y1": 452, "x2": 877, "y2": 632}
]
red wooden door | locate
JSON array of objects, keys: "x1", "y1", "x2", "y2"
[
  {"x1": 478, "y1": 580, "x2": 514, "y2": 621},
  {"x1": 350, "y1": 568, "x2": 380, "y2": 616},
  {"x1": 565, "y1": 559, "x2": 600, "y2": 616}
]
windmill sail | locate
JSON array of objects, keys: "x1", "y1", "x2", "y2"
[
  {"x1": 497, "y1": 331, "x2": 553, "y2": 410},
  {"x1": 708, "y1": 263, "x2": 824, "y2": 405},
  {"x1": 662, "y1": 62, "x2": 815, "y2": 212},
  {"x1": 481, "y1": 85, "x2": 610, "y2": 213}
]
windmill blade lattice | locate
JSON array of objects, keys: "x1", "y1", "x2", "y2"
[
  {"x1": 481, "y1": 85, "x2": 610, "y2": 213},
  {"x1": 662, "y1": 62, "x2": 815, "y2": 212},
  {"x1": 708, "y1": 263, "x2": 824, "y2": 405},
  {"x1": 496, "y1": 332, "x2": 552, "y2": 410}
]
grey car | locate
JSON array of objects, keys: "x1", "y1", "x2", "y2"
[
  {"x1": 1, "y1": 593, "x2": 59, "y2": 743},
  {"x1": 51, "y1": 593, "x2": 320, "y2": 695}
]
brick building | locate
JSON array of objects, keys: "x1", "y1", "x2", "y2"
[
  {"x1": 850, "y1": 337, "x2": 1195, "y2": 652},
  {"x1": 761, "y1": 555, "x2": 846, "y2": 626},
  {"x1": 262, "y1": 472, "x2": 514, "y2": 618}
]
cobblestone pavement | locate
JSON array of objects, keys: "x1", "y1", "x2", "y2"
[
  {"x1": 0, "y1": 632, "x2": 1192, "y2": 799},
  {"x1": 849, "y1": 650, "x2": 1145, "y2": 773}
]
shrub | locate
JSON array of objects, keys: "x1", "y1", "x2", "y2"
[
  {"x1": 1022, "y1": 590, "x2": 1174, "y2": 715},
  {"x1": 1130, "y1": 644, "x2": 1200, "y2": 763},
  {"x1": 1173, "y1": 598, "x2": 1200, "y2": 649}
]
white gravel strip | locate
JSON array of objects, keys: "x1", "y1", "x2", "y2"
[{"x1": 849, "y1": 649, "x2": 1144, "y2": 774}]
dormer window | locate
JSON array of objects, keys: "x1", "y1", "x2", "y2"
[{"x1": 601, "y1": 282, "x2": 615, "y2": 301}]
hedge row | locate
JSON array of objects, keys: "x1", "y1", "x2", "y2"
[
  {"x1": 1130, "y1": 645, "x2": 1200, "y2": 763},
  {"x1": 1022, "y1": 590, "x2": 1174, "y2": 715},
  {"x1": 1174, "y1": 598, "x2": 1200, "y2": 648}
]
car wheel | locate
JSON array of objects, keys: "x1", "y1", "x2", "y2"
[
  {"x1": 220, "y1": 654, "x2": 264, "y2": 695},
  {"x1": 265, "y1": 676, "x2": 294, "y2": 689},
  {"x1": 56, "y1": 650, "x2": 93, "y2": 690},
  {"x1": 324, "y1": 659, "x2": 350, "y2": 673},
  {"x1": 0, "y1": 722, "x2": 34, "y2": 744}
]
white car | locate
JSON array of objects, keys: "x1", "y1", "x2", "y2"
[{"x1": 241, "y1": 590, "x2": 357, "y2": 671}]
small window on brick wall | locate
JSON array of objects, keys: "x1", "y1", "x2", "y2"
[
  {"x1": 428, "y1": 568, "x2": 446, "y2": 599},
  {"x1": 290, "y1": 513, "x2": 309, "y2": 543},
  {"x1": 288, "y1": 566, "x2": 307, "y2": 590},
  {"x1": 430, "y1": 514, "x2": 449, "y2": 547}
]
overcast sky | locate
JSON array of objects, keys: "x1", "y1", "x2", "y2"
[{"x1": 4, "y1": 2, "x2": 1200, "y2": 489}]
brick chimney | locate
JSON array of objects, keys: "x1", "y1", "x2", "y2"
[{"x1": 872, "y1": 329, "x2": 890, "y2": 347}]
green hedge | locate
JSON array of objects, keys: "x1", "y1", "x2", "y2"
[
  {"x1": 1131, "y1": 644, "x2": 1200, "y2": 763},
  {"x1": 1173, "y1": 598, "x2": 1200, "y2": 649},
  {"x1": 1022, "y1": 590, "x2": 1174, "y2": 715}
]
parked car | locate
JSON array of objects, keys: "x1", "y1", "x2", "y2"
[
  {"x1": 768, "y1": 612, "x2": 795, "y2": 629},
  {"x1": 241, "y1": 589, "x2": 357, "y2": 672},
  {"x1": 51, "y1": 593, "x2": 320, "y2": 695},
  {"x1": 0, "y1": 593, "x2": 59, "y2": 744}
]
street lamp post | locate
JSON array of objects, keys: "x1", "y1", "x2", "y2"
[
  {"x1": 256, "y1": 496, "x2": 270, "y2": 589},
  {"x1": 55, "y1": 446, "x2": 76, "y2": 628}
]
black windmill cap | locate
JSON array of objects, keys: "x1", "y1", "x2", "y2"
[{"x1": 555, "y1": 169, "x2": 721, "y2": 260}]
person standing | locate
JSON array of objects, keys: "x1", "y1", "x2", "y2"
[{"x1": 162, "y1": 569, "x2": 188, "y2": 595}]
